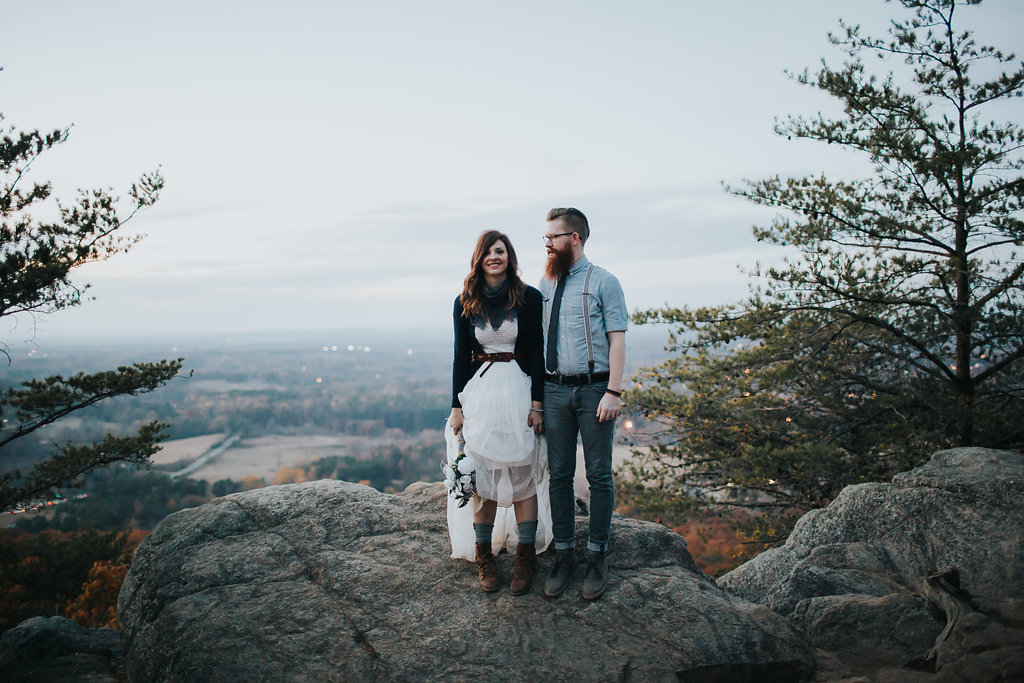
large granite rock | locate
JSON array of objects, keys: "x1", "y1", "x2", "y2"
[
  {"x1": 0, "y1": 616, "x2": 122, "y2": 682},
  {"x1": 720, "y1": 447, "x2": 1024, "y2": 681},
  {"x1": 119, "y1": 480, "x2": 812, "y2": 682}
]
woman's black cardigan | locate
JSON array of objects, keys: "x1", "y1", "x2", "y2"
[{"x1": 451, "y1": 285, "x2": 545, "y2": 409}]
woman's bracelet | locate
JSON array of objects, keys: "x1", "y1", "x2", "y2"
[
  {"x1": 531, "y1": 407, "x2": 543, "y2": 412},
  {"x1": 605, "y1": 389, "x2": 622, "y2": 398}
]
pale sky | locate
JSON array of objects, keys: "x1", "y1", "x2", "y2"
[{"x1": 3, "y1": 0, "x2": 1022, "y2": 342}]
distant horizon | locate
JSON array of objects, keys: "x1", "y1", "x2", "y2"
[
  {"x1": 5, "y1": 1, "x2": 1020, "y2": 338},
  {"x1": 2, "y1": 320, "x2": 676, "y2": 353}
]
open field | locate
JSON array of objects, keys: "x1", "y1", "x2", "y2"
[
  {"x1": 154, "y1": 432, "x2": 640, "y2": 489},
  {"x1": 151, "y1": 434, "x2": 228, "y2": 466},
  {"x1": 185, "y1": 434, "x2": 437, "y2": 483}
]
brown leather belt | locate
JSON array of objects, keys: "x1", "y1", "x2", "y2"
[{"x1": 472, "y1": 352, "x2": 521, "y2": 377}]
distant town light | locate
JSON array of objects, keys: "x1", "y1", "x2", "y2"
[
  {"x1": 625, "y1": 420, "x2": 634, "y2": 430},
  {"x1": 322, "y1": 346, "x2": 329, "y2": 352},
  {"x1": 347, "y1": 345, "x2": 355, "y2": 351},
  {"x1": 331, "y1": 345, "x2": 338, "y2": 351},
  {"x1": 407, "y1": 349, "x2": 414, "y2": 355},
  {"x1": 364, "y1": 347, "x2": 371, "y2": 352},
  {"x1": 316, "y1": 377, "x2": 323, "y2": 383}
]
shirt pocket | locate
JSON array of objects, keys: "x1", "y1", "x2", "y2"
[
  {"x1": 582, "y1": 291, "x2": 604, "y2": 328},
  {"x1": 567, "y1": 292, "x2": 602, "y2": 335}
]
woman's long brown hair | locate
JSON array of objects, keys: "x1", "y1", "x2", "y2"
[{"x1": 460, "y1": 230, "x2": 526, "y2": 319}]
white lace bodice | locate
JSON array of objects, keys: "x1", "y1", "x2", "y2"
[{"x1": 474, "y1": 317, "x2": 518, "y2": 353}]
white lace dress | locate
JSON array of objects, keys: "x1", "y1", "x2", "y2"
[{"x1": 445, "y1": 317, "x2": 552, "y2": 560}]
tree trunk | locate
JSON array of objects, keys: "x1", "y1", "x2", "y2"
[{"x1": 952, "y1": 69, "x2": 974, "y2": 447}]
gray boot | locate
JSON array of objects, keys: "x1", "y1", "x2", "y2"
[
  {"x1": 582, "y1": 550, "x2": 607, "y2": 600},
  {"x1": 543, "y1": 548, "x2": 577, "y2": 598}
]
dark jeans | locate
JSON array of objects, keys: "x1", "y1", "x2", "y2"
[{"x1": 544, "y1": 381, "x2": 614, "y2": 552}]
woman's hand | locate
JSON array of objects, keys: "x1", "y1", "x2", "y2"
[
  {"x1": 528, "y1": 403, "x2": 543, "y2": 434},
  {"x1": 449, "y1": 408, "x2": 464, "y2": 434}
]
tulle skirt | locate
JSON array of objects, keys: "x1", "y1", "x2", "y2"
[{"x1": 445, "y1": 361, "x2": 551, "y2": 560}]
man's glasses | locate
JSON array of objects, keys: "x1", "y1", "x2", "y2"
[{"x1": 542, "y1": 232, "x2": 575, "y2": 243}]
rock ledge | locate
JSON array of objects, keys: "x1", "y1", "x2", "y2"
[
  {"x1": 119, "y1": 479, "x2": 811, "y2": 681},
  {"x1": 721, "y1": 447, "x2": 1024, "y2": 681}
]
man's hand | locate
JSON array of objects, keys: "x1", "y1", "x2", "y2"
[
  {"x1": 596, "y1": 392, "x2": 621, "y2": 422},
  {"x1": 599, "y1": 331, "x2": 626, "y2": 424}
]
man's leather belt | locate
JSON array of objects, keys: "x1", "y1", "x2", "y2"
[{"x1": 545, "y1": 371, "x2": 610, "y2": 386}]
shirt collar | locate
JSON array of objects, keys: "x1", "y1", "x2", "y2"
[{"x1": 568, "y1": 255, "x2": 590, "y2": 277}]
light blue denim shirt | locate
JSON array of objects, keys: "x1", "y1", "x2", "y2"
[{"x1": 539, "y1": 256, "x2": 628, "y2": 375}]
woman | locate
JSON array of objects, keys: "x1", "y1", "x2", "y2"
[{"x1": 446, "y1": 229, "x2": 551, "y2": 595}]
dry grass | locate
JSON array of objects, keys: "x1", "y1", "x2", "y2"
[
  {"x1": 183, "y1": 434, "x2": 405, "y2": 483},
  {"x1": 151, "y1": 434, "x2": 227, "y2": 466}
]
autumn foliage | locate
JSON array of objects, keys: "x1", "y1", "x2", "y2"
[
  {"x1": 62, "y1": 560, "x2": 127, "y2": 628},
  {"x1": 616, "y1": 493, "x2": 761, "y2": 577},
  {"x1": 0, "y1": 528, "x2": 147, "y2": 633},
  {"x1": 672, "y1": 515, "x2": 764, "y2": 578}
]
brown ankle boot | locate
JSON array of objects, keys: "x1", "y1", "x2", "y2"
[
  {"x1": 509, "y1": 542, "x2": 536, "y2": 596},
  {"x1": 476, "y1": 542, "x2": 500, "y2": 592}
]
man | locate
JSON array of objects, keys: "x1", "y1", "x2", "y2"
[{"x1": 539, "y1": 207, "x2": 627, "y2": 600}]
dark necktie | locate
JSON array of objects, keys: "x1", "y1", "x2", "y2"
[{"x1": 546, "y1": 277, "x2": 566, "y2": 372}]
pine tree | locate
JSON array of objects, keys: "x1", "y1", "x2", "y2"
[
  {"x1": 623, "y1": 0, "x2": 1023, "y2": 536},
  {"x1": 1, "y1": 105, "x2": 182, "y2": 511}
]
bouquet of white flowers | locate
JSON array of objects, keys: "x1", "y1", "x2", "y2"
[{"x1": 442, "y1": 431, "x2": 477, "y2": 508}]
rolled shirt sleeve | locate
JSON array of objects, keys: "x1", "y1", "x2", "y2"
[{"x1": 599, "y1": 273, "x2": 628, "y2": 333}]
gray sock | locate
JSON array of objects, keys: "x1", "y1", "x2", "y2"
[
  {"x1": 473, "y1": 523, "x2": 494, "y2": 544},
  {"x1": 517, "y1": 520, "x2": 538, "y2": 545}
]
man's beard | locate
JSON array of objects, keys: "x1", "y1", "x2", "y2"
[{"x1": 545, "y1": 246, "x2": 574, "y2": 280}]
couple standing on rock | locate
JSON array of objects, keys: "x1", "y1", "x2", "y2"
[{"x1": 445, "y1": 207, "x2": 628, "y2": 600}]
